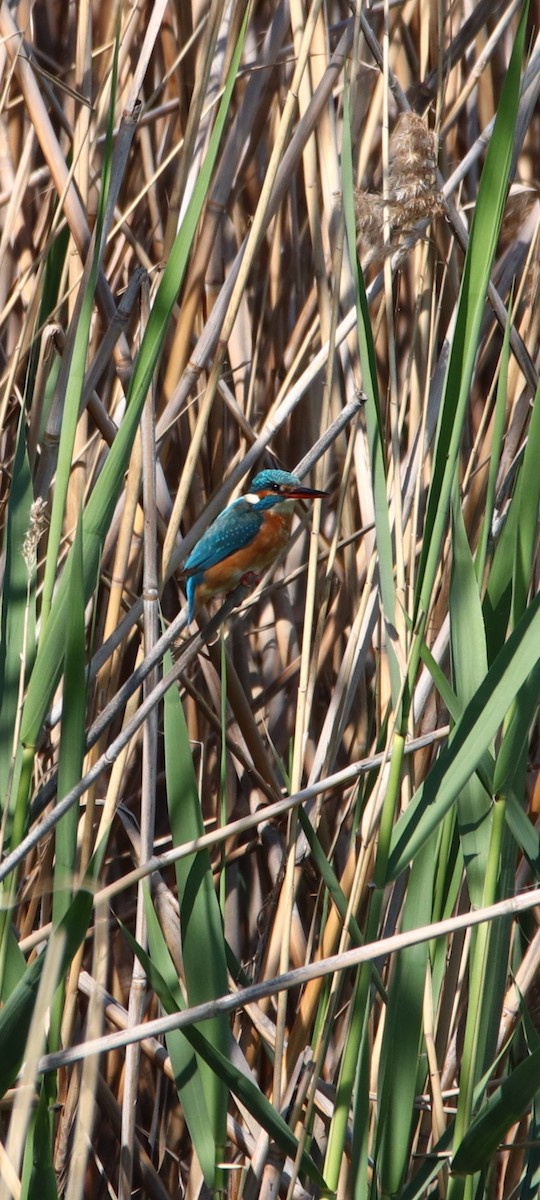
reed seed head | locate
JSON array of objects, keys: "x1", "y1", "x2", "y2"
[
  {"x1": 355, "y1": 111, "x2": 443, "y2": 255},
  {"x1": 22, "y1": 498, "x2": 48, "y2": 572}
]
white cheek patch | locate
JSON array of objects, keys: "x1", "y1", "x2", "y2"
[{"x1": 243, "y1": 493, "x2": 261, "y2": 505}]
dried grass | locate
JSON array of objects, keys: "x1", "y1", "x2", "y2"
[{"x1": 0, "y1": 1, "x2": 539, "y2": 1198}]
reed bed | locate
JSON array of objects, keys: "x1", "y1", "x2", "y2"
[{"x1": 0, "y1": 0, "x2": 539, "y2": 1197}]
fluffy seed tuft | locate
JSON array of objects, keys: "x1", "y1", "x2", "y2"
[
  {"x1": 22, "y1": 498, "x2": 48, "y2": 572},
  {"x1": 355, "y1": 112, "x2": 443, "y2": 254}
]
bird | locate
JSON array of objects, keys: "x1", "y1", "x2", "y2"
[{"x1": 183, "y1": 468, "x2": 328, "y2": 624}]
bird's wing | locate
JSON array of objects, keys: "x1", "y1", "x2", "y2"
[{"x1": 183, "y1": 499, "x2": 263, "y2": 576}]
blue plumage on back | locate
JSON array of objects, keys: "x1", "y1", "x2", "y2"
[
  {"x1": 184, "y1": 498, "x2": 265, "y2": 620},
  {"x1": 184, "y1": 500, "x2": 263, "y2": 576}
]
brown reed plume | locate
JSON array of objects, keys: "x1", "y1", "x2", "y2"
[{"x1": 355, "y1": 111, "x2": 443, "y2": 254}]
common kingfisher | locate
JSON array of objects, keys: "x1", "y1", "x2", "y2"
[{"x1": 183, "y1": 469, "x2": 328, "y2": 623}]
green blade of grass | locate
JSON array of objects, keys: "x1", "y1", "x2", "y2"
[
  {"x1": 484, "y1": 370, "x2": 540, "y2": 654},
  {"x1": 474, "y1": 302, "x2": 513, "y2": 587},
  {"x1": 510, "y1": 382, "x2": 540, "y2": 632},
  {"x1": 414, "y1": 1, "x2": 529, "y2": 627},
  {"x1": 141, "y1": 893, "x2": 215, "y2": 1185},
  {"x1": 0, "y1": 412, "x2": 35, "y2": 816},
  {"x1": 39, "y1": 30, "x2": 119, "y2": 632},
  {"x1": 451, "y1": 1044, "x2": 540, "y2": 1175},
  {"x1": 388, "y1": 590, "x2": 540, "y2": 880},
  {"x1": 450, "y1": 485, "x2": 493, "y2": 906},
  {"x1": 448, "y1": 798, "x2": 510, "y2": 1191},
  {"x1": 163, "y1": 651, "x2": 229, "y2": 1177},
  {"x1": 39, "y1": 227, "x2": 108, "y2": 635},
  {"x1": 375, "y1": 842, "x2": 435, "y2": 1197},
  {"x1": 494, "y1": 662, "x2": 540, "y2": 802},
  {"x1": 350, "y1": 1023, "x2": 371, "y2": 1200},
  {"x1": 0, "y1": 926, "x2": 27, "y2": 1000},
  {"x1": 297, "y1": 806, "x2": 366, "y2": 951},
  {"x1": 0, "y1": 415, "x2": 37, "y2": 995},
  {"x1": 20, "y1": 1085, "x2": 57, "y2": 1200},
  {"x1": 52, "y1": 513, "x2": 87, "y2": 922},
  {"x1": 124, "y1": 907, "x2": 328, "y2": 1193},
  {"x1": 505, "y1": 789, "x2": 540, "y2": 876},
  {"x1": 0, "y1": 888, "x2": 93, "y2": 1097},
  {"x1": 342, "y1": 78, "x2": 401, "y2": 712},
  {"x1": 418, "y1": 636, "x2": 540, "y2": 879},
  {"x1": 19, "y1": 6, "x2": 250, "y2": 757},
  {"x1": 49, "y1": 514, "x2": 87, "y2": 1053}
]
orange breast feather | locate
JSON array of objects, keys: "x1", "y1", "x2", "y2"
[{"x1": 198, "y1": 509, "x2": 293, "y2": 601}]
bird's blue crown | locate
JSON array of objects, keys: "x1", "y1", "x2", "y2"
[{"x1": 251, "y1": 469, "x2": 301, "y2": 492}]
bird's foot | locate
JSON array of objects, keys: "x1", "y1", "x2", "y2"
[{"x1": 240, "y1": 571, "x2": 260, "y2": 589}]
